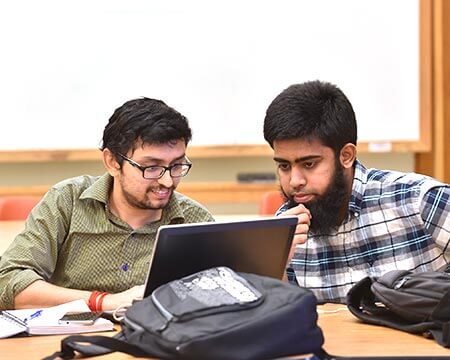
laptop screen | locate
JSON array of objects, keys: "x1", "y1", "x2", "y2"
[{"x1": 143, "y1": 216, "x2": 297, "y2": 297}]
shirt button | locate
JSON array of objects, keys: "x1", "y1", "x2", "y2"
[{"x1": 121, "y1": 263, "x2": 129, "y2": 272}]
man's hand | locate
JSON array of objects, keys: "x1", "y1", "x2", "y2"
[
  {"x1": 280, "y1": 204, "x2": 311, "y2": 263},
  {"x1": 102, "y1": 285, "x2": 145, "y2": 311}
]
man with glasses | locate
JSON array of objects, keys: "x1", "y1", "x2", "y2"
[{"x1": 0, "y1": 98, "x2": 214, "y2": 311}]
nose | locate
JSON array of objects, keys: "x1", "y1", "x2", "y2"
[
  {"x1": 157, "y1": 169, "x2": 174, "y2": 188},
  {"x1": 289, "y1": 166, "x2": 306, "y2": 189}
]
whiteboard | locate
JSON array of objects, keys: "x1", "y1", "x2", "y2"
[{"x1": 0, "y1": 0, "x2": 419, "y2": 150}]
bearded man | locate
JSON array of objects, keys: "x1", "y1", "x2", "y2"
[{"x1": 263, "y1": 80, "x2": 450, "y2": 303}]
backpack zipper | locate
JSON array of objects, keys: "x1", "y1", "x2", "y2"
[
  {"x1": 393, "y1": 276, "x2": 410, "y2": 289},
  {"x1": 151, "y1": 292, "x2": 175, "y2": 331}
]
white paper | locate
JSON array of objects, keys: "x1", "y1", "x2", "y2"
[
  {"x1": 0, "y1": 315, "x2": 27, "y2": 338},
  {"x1": 1, "y1": 299, "x2": 114, "y2": 337}
]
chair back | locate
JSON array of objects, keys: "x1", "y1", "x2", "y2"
[
  {"x1": 258, "y1": 191, "x2": 285, "y2": 216},
  {"x1": 0, "y1": 196, "x2": 41, "y2": 220}
]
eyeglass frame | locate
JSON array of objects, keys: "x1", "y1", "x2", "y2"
[{"x1": 116, "y1": 152, "x2": 192, "y2": 180}]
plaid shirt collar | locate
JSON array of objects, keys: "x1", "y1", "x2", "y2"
[{"x1": 348, "y1": 159, "x2": 367, "y2": 218}]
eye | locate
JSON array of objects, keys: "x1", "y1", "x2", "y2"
[
  {"x1": 277, "y1": 163, "x2": 291, "y2": 171},
  {"x1": 145, "y1": 166, "x2": 163, "y2": 173},
  {"x1": 170, "y1": 163, "x2": 183, "y2": 171},
  {"x1": 303, "y1": 161, "x2": 316, "y2": 169}
]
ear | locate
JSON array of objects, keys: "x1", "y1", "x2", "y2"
[
  {"x1": 102, "y1": 148, "x2": 121, "y2": 176},
  {"x1": 339, "y1": 143, "x2": 357, "y2": 169}
]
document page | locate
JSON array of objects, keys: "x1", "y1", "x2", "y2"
[
  {"x1": 0, "y1": 314, "x2": 27, "y2": 338},
  {"x1": 1, "y1": 299, "x2": 114, "y2": 336}
]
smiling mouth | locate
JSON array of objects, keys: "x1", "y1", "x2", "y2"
[{"x1": 150, "y1": 187, "x2": 172, "y2": 199}]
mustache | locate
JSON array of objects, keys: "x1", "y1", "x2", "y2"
[
  {"x1": 279, "y1": 186, "x2": 300, "y2": 209},
  {"x1": 146, "y1": 185, "x2": 175, "y2": 192},
  {"x1": 286, "y1": 191, "x2": 316, "y2": 208}
]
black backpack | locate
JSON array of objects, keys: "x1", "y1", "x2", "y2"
[
  {"x1": 347, "y1": 268, "x2": 450, "y2": 348},
  {"x1": 45, "y1": 267, "x2": 326, "y2": 360}
]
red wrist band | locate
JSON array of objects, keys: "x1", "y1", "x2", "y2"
[
  {"x1": 96, "y1": 292, "x2": 109, "y2": 312},
  {"x1": 88, "y1": 291, "x2": 101, "y2": 311},
  {"x1": 88, "y1": 290, "x2": 110, "y2": 311}
]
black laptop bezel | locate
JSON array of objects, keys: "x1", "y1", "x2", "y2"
[{"x1": 142, "y1": 216, "x2": 297, "y2": 297}]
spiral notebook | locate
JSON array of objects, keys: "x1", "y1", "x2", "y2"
[{"x1": 0, "y1": 299, "x2": 114, "y2": 338}]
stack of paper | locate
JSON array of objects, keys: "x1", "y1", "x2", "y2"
[{"x1": 0, "y1": 299, "x2": 114, "y2": 338}]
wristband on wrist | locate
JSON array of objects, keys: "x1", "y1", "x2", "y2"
[
  {"x1": 96, "y1": 292, "x2": 109, "y2": 311},
  {"x1": 88, "y1": 290, "x2": 110, "y2": 311}
]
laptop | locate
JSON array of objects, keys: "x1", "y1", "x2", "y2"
[{"x1": 143, "y1": 216, "x2": 298, "y2": 297}]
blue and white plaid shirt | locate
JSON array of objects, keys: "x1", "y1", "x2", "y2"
[{"x1": 278, "y1": 160, "x2": 450, "y2": 303}]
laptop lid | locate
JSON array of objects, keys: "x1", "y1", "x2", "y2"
[{"x1": 143, "y1": 216, "x2": 297, "y2": 297}]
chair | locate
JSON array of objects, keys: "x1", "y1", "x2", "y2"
[
  {"x1": 0, "y1": 196, "x2": 42, "y2": 221},
  {"x1": 258, "y1": 191, "x2": 285, "y2": 216}
]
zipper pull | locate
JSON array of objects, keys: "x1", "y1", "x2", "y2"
[
  {"x1": 394, "y1": 276, "x2": 410, "y2": 289},
  {"x1": 156, "y1": 321, "x2": 169, "y2": 332}
]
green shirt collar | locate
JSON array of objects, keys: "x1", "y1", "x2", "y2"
[
  {"x1": 79, "y1": 172, "x2": 185, "y2": 224},
  {"x1": 79, "y1": 172, "x2": 112, "y2": 204}
]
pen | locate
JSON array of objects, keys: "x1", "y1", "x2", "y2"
[{"x1": 24, "y1": 310, "x2": 43, "y2": 323}]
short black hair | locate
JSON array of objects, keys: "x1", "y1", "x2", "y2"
[
  {"x1": 263, "y1": 80, "x2": 357, "y2": 154},
  {"x1": 100, "y1": 97, "x2": 192, "y2": 159}
]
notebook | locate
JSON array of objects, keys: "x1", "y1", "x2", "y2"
[
  {"x1": 0, "y1": 299, "x2": 114, "y2": 338},
  {"x1": 143, "y1": 216, "x2": 298, "y2": 297}
]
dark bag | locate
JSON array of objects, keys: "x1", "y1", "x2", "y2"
[
  {"x1": 46, "y1": 267, "x2": 325, "y2": 360},
  {"x1": 347, "y1": 268, "x2": 450, "y2": 348}
]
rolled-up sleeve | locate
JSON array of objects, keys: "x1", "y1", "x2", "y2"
[{"x1": 0, "y1": 188, "x2": 71, "y2": 309}]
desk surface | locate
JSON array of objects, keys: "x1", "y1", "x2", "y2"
[
  {"x1": 318, "y1": 304, "x2": 449, "y2": 356},
  {"x1": 1, "y1": 304, "x2": 449, "y2": 359},
  {"x1": 1, "y1": 221, "x2": 449, "y2": 357}
]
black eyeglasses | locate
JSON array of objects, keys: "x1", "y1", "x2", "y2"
[{"x1": 117, "y1": 153, "x2": 192, "y2": 180}]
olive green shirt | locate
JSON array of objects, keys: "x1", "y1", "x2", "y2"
[{"x1": 0, "y1": 173, "x2": 214, "y2": 309}]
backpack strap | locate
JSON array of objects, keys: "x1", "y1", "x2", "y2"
[{"x1": 42, "y1": 332, "x2": 148, "y2": 360}]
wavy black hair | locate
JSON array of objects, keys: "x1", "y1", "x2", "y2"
[
  {"x1": 100, "y1": 97, "x2": 192, "y2": 161},
  {"x1": 264, "y1": 80, "x2": 357, "y2": 155}
]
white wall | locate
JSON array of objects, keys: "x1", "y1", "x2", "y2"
[{"x1": 0, "y1": 0, "x2": 420, "y2": 150}]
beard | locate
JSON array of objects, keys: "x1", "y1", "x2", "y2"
[
  {"x1": 282, "y1": 161, "x2": 349, "y2": 234},
  {"x1": 120, "y1": 178, "x2": 174, "y2": 210}
]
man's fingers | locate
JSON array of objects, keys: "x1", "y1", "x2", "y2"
[
  {"x1": 287, "y1": 234, "x2": 308, "y2": 263},
  {"x1": 292, "y1": 233, "x2": 308, "y2": 245},
  {"x1": 282, "y1": 203, "x2": 311, "y2": 218},
  {"x1": 295, "y1": 223, "x2": 309, "y2": 235},
  {"x1": 283, "y1": 203, "x2": 312, "y2": 263}
]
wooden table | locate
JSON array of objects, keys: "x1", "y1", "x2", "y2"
[
  {"x1": 1, "y1": 221, "x2": 449, "y2": 358},
  {"x1": 317, "y1": 303, "x2": 449, "y2": 357},
  {"x1": 1, "y1": 304, "x2": 449, "y2": 359}
]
